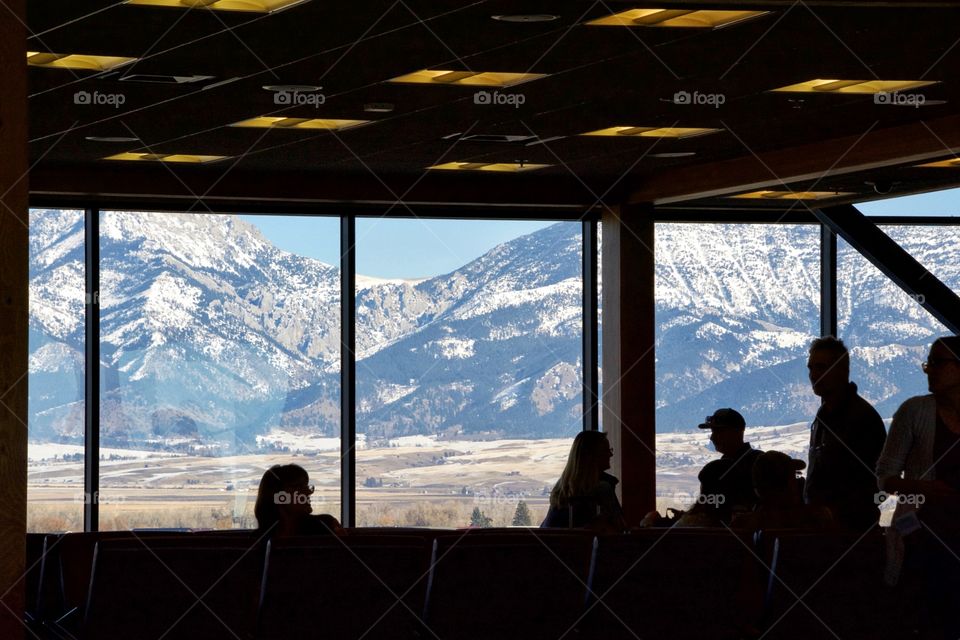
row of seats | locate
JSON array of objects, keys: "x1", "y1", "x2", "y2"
[{"x1": 22, "y1": 527, "x2": 922, "y2": 640}]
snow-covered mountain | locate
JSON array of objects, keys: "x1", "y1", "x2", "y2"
[{"x1": 27, "y1": 210, "x2": 959, "y2": 451}]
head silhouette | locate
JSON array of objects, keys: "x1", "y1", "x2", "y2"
[
  {"x1": 550, "y1": 431, "x2": 613, "y2": 507},
  {"x1": 925, "y1": 336, "x2": 960, "y2": 396},
  {"x1": 255, "y1": 464, "x2": 314, "y2": 533}
]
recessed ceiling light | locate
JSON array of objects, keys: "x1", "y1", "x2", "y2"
[
  {"x1": 428, "y1": 161, "x2": 551, "y2": 172},
  {"x1": 581, "y1": 126, "x2": 720, "y2": 139},
  {"x1": 230, "y1": 117, "x2": 368, "y2": 130},
  {"x1": 26, "y1": 51, "x2": 137, "y2": 71},
  {"x1": 262, "y1": 84, "x2": 322, "y2": 92},
  {"x1": 491, "y1": 14, "x2": 560, "y2": 23},
  {"x1": 364, "y1": 102, "x2": 394, "y2": 113},
  {"x1": 730, "y1": 190, "x2": 854, "y2": 200},
  {"x1": 387, "y1": 70, "x2": 546, "y2": 88},
  {"x1": 85, "y1": 136, "x2": 141, "y2": 143},
  {"x1": 125, "y1": 0, "x2": 307, "y2": 12},
  {"x1": 586, "y1": 9, "x2": 767, "y2": 28},
  {"x1": 770, "y1": 79, "x2": 937, "y2": 94},
  {"x1": 104, "y1": 152, "x2": 228, "y2": 163},
  {"x1": 916, "y1": 158, "x2": 960, "y2": 168},
  {"x1": 649, "y1": 151, "x2": 697, "y2": 158}
]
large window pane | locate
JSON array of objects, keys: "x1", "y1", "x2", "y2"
[
  {"x1": 838, "y1": 225, "x2": 960, "y2": 418},
  {"x1": 654, "y1": 223, "x2": 820, "y2": 514},
  {"x1": 355, "y1": 219, "x2": 582, "y2": 527},
  {"x1": 29, "y1": 208, "x2": 86, "y2": 533},
  {"x1": 98, "y1": 211, "x2": 340, "y2": 529}
]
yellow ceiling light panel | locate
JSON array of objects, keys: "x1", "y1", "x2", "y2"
[
  {"x1": 586, "y1": 9, "x2": 767, "y2": 28},
  {"x1": 917, "y1": 158, "x2": 960, "y2": 168},
  {"x1": 125, "y1": 0, "x2": 307, "y2": 12},
  {"x1": 230, "y1": 117, "x2": 369, "y2": 130},
  {"x1": 427, "y1": 162, "x2": 551, "y2": 172},
  {"x1": 26, "y1": 51, "x2": 137, "y2": 71},
  {"x1": 730, "y1": 190, "x2": 854, "y2": 200},
  {"x1": 770, "y1": 79, "x2": 938, "y2": 94},
  {"x1": 387, "y1": 69, "x2": 546, "y2": 88},
  {"x1": 580, "y1": 126, "x2": 721, "y2": 139},
  {"x1": 104, "y1": 152, "x2": 228, "y2": 163}
]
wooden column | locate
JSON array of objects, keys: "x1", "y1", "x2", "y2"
[
  {"x1": 601, "y1": 205, "x2": 656, "y2": 525},
  {"x1": 0, "y1": 1, "x2": 29, "y2": 638}
]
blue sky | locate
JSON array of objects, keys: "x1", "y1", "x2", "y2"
[
  {"x1": 238, "y1": 215, "x2": 555, "y2": 279},
  {"x1": 854, "y1": 187, "x2": 960, "y2": 216},
  {"x1": 239, "y1": 187, "x2": 958, "y2": 278}
]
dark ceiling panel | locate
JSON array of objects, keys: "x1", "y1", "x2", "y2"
[{"x1": 24, "y1": 1, "x2": 960, "y2": 206}]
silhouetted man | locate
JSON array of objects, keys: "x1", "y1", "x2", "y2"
[
  {"x1": 695, "y1": 408, "x2": 762, "y2": 524},
  {"x1": 805, "y1": 336, "x2": 886, "y2": 530}
]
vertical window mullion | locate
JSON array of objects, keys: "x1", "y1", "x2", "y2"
[
  {"x1": 340, "y1": 215, "x2": 356, "y2": 527},
  {"x1": 582, "y1": 217, "x2": 599, "y2": 432},
  {"x1": 84, "y1": 207, "x2": 100, "y2": 532},
  {"x1": 820, "y1": 219, "x2": 838, "y2": 338}
]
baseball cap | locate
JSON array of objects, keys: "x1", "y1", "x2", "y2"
[{"x1": 697, "y1": 408, "x2": 746, "y2": 430}]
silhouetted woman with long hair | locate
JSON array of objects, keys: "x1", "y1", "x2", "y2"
[
  {"x1": 255, "y1": 464, "x2": 341, "y2": 537},
  {"x1": 541, "y1": 431, "x2": 626, "y2": 531}
]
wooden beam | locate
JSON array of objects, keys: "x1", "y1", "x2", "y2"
[
  {"x1": 630, "y1": 114, "x2": 960, "y2": 205},
  {"x1": 601, "y1": 205, "x2": 656, "y2": 524},
  {"x1": 29, "y1": 164, "x2": 594, "y2": 211},
  {"x1": 816, "y1": 204, "x2": 960, "y2": 333},
  {"x1": 0, "y1": 1, "x2": 29, "y2": 637}
]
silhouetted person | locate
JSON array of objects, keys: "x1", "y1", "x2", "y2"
[
  {"x1": 541, "y1": 431, "x2": 626, "y2": 531},
  {"x1": 804, "y1": 336, "x2": 886, "y2": 530},
  {"x1": 877, "y1": 336, "x2": 960, "y2": 638},
  {"x1": 646, "y1": 409, "x2": 762, "y2": 527},
  {"x1": 732, "y1": 451, "x2": 834, "y2": 531},
  {"x1": 255, "y1": 464, "x2": 341, "y2": 537},
  {"x1": 694, "y1": 408, "x2": 761, "y2": 525}
]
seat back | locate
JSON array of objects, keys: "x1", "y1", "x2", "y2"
[
  {"x1": 761, "y1": 530, "x2": 890, "y2": 640},
  {"x1": 586, "y1": 529, "x2": 756, "y2": 640},
  {"x1": 23, "y1": 533, "x2": 48, "y2": 620},
  {"x1": 84, "y1": 536, "x2": 266, "y2": 640},
  {"x1": 54, "y1": 530, "x2": 183, "y2": 626},
  {"x1": 423, "y1": 530, "x2": 596, "y2": 640},
  {"x1": 257, "y1": 534, "x2": 432, "y2": 640}
]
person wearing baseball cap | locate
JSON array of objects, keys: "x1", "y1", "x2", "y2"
[
  {"x1": 732, "y1": 451, "x2": 834, "y2": 530},
  {"x1": 692, "y1": 408, "x2": 762, "y2": 525}
]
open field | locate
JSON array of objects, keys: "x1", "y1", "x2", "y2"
[{"x1": 27, "y1": 425, "x2": 895, "y2": 531}]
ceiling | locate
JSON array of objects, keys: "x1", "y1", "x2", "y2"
[{"x1": 25, "y1": 0, "x2": 960, "y2": 210}]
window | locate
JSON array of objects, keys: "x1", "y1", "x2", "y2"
[
  {"x1": 28, "y1": 208, "x2": 86, "y2": 533},
  {"x1": 654, "y1": 223, "x2": 820, "y2": 514},
  {"x1": 97, "y1": 211, "x2": 341, "y2": 529},
  {"x1": 837, "y1": 225, "x2": 960, "y2": 419},
  {"x1": 354, "y1": 218, "x2": 583, "y2": 527}
]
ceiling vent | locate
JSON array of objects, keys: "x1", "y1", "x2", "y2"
[{"x1": 120, "y1": 74, "x2": 215, "y2": 84}]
